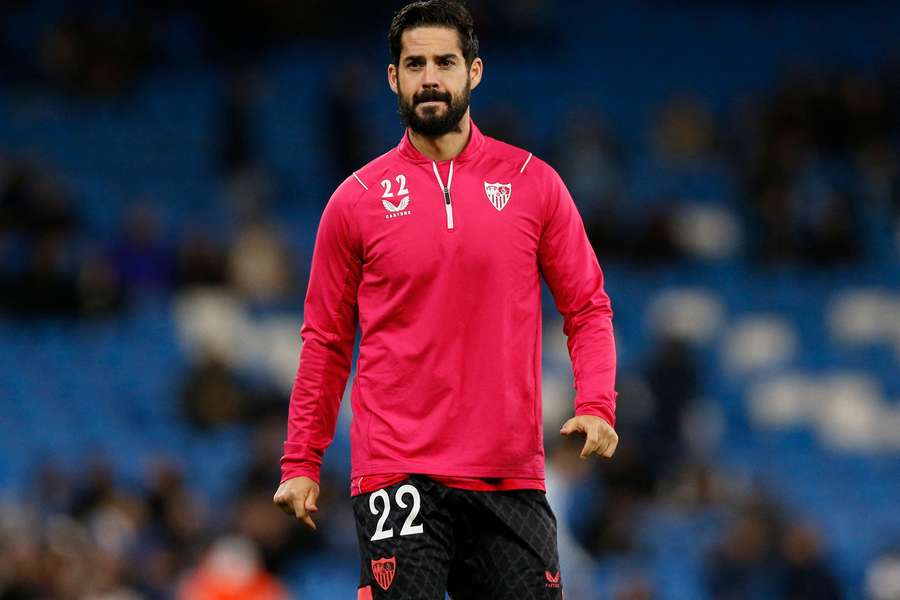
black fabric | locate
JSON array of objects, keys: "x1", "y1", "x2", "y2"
[{"x1": 351, "y1": 475, "x2": 563, "y2": 599}]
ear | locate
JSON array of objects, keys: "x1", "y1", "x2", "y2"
[
  {"x1": 469, "y1": 57, "x2": 483, "y2": 91},
  {"x1": 387, "y1": 63, "x2": 398, "y2": 95}
]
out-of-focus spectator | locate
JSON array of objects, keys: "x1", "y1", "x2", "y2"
[
  {"x1": 228, "y1": 221, "x2": 293, "y2": 305},
  {"x1": 174, "y1": 230, "x2": 229, "y2": 290},
  {"x1": 706, "y1": 500, "x2": 783, "y2": 600},
  {"x1": 218, "y1": 69, "x2": 276, "y2": 218},
  {"x1": 0, "y1": 157, "x2": 130, "y2": 318},
  {"x1": 575, "y1": 441, "x2": 657, "y2": 556},
  {"x1": 38, "y1": 12, "x2": 158, "y2": 96},
  {"x1": 180, "y1": 352, "x2": 247, "y2": 429},
  {"x1": 468, "y1": 0, "x2": 559, "y2": 48},
  {"x1": 177, "y1": 535, "x2": 291, "y2": 600},
  {"x1": 78, "y1": 251, "x2": 126, "y2": 318},
  {"x1": 0, "y1": 234, "x2": 81, "y2": 317},
  {"x1": 69, "y1": 458, "x2": 118, "y2": 520},
  {"x1": 0, "y1": 238, "x2": 127, "y2": 318},
  {"x1": 479, "y1": 105, "x2": 530, "y2": 151},
  {"x1": 652, "y1": 95, "x2": 719, "y2": 165},
  {"x1": 0, "y1": 457, "x2": 231, "y2": 599},
  {"x1": 143, "y1": 462, "x2": 208, "y2": 560},
  {"x1": 663, "y1": 462, "x2": 729, "y2": 510},
  {"x1": 644, "y1": 334, "x2": 698, "y2": 467},
  {"x1": 325, "y1": 63, "x2": 373, "y2": 187},
  {"x1": 866, "y1": 548, "x2": 900, "y2": 600},
  {"x1": 752, "y1": 170, "x2": 861, "y2": 266},
  {"x1": 740, "y1": 69, "x2": 894, "y2": 266},
  {"x1": 557, "y1": 108, "x2": 628, "y2": 258},
  {"x1": 0, "y1": 2, "x2": 38, "y2": 86},
  {"x1": 0, "y1": 159, "x2": 78, "y2": 239},
  {"x1": 110, "y1": 202, "x2": 174, "y2": 294},
  {"x1": 233, "y1": 487, "x2": 319, "y2": 575},
  {"x1": 558, "y1": 110, "x2": 624, "y2": 215},
  {"x1": 615, "y1": 576, "x2": 657, "y2": 600},
  {"x1": 780, "y1": 521, "x2": 842, "y2": 600},
  {"x1": 219, "y1": 70, "x2": 259, "y2": 178},
  {"x1": 0, "y1": 504, "x2": 44, "y2": 598},
  {"x1": 856, "y1": 141, "x2": 899, "y2": 214},
  {"x1": 233, "y1": 415, "x2": 324, "y2": 572}
]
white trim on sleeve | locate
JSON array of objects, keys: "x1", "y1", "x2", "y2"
[
  {"x1": 352, "y1": 171, "x2": 368, "y2": 190},
  {"x1": 519, "y1": 152, "x2": 533, "y2": 174}
]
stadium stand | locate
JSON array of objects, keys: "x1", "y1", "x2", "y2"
[{"x1": 1, "y1": 1, "x2": 899, "y2": 598}]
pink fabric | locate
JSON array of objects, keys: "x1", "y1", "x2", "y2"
[
  {"x1": 281, "y1": 119, "x2": 617, "y2": 487},
  {"x1": 348, "y1": 474, "x2": 546, "y2": 497}
]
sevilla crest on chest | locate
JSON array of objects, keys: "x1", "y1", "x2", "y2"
[{"x1": 484, "y1": 181, "x2": 512, "y2": 211}]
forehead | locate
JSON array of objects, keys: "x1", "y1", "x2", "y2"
[{"x1": 399, "y1": 26, "x2": 463, "y2": 58}]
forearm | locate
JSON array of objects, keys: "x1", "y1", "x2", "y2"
[
  {"x1": 564, "y1": 285, "x2": 617, "y2": 427},
  {"x1": 281, "y1": 325, "x2": 354, "y2": 484}
]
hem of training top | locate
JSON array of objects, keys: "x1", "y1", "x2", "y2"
[{"x1": 350, "y1": 461, "x2": 545, "y2": 480}]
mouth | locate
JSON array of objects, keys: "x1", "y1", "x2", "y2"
[{"x1": 416, "y1": 100, "x2": 447, "y2": 108}]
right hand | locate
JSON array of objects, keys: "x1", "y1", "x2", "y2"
[{"x1": 273, "y1": 476, "x2": 320, "y2": 530}]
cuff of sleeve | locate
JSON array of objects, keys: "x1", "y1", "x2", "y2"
[
  {"x1": 575, "y1": 391, "x2": 617, "y2": 429},
  {"x1": 280, "y1": 442, "x2": 322, "y2": 485}
]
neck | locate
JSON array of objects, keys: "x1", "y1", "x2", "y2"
[{"x1": 408, "y1": 111, "x2": 472, "y2": 161}]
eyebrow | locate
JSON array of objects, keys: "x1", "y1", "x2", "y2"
[{"x1": 403, "y1": 53, "x2": 460, "y2": 64}]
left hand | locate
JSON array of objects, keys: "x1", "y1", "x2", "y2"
[{"x1": 560, "y1": 415, "x2": 619, "y2": 459}]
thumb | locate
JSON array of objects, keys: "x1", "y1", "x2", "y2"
[
  {"x1": 305, "y1": 486, "x2": 319, "y2": 512},
  {"x1": 560, "y1": 418, "x2": 579, "y2": 435}
]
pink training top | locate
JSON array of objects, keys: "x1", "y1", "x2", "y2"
[{"x1": 281, "y1": 118, "x2": 617, "y2": 491}]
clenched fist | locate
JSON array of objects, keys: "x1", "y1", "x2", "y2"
[
  {"x1": 560, "y1": 415, "x2": 618, "y2": 459},
  {"x1": 273, "y1": 476, "x2": 320, "y2": 530}
]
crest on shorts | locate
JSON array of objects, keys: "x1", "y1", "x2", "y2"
[
  {"x1": 371, "y1": 556, "x2": 397, "y2": 591},
  {"x1": 545, "y1": 569, "x2": 561, "y2": 588},
  {"x1": 484, "y1": 181, "x2": 512, "y2": 211}
]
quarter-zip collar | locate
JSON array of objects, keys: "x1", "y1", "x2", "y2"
[{"x1": 397, "y1": 116, "x2": 486, "y2": 165}]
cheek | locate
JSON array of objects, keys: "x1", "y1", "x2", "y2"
[
  {"x1": 448, "y1": 71, "x2": 470, "y2": 93},
  {"x1": 396, "y1": 74, "x2": 417, "y2": 97}
]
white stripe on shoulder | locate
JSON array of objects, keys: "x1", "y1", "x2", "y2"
[
  {"x1": 519, "y1": 152, "x2": 533, "y2": 174},
  {"x1": 352, "y1": 171, "x2": 369, "y2": 190}
]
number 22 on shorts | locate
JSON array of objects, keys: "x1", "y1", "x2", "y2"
[{"x1": 369, "y1": 484, "x2": 424, "y2": 541}]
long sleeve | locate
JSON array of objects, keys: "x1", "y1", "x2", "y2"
[
  {"x1": 281, "y1": 181, "x2": 363, "y2": 485},
  {"x1": 537, "y1": 166, "x2": 618, "y2": 427}
]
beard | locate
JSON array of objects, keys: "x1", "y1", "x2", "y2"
[{"x1": 397, "y1": 78, "x2": 471, "y2": 137}]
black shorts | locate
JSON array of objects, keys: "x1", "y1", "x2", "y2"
[{"x1": 351, "y1": 475, "x2": 563, "y2": 599}]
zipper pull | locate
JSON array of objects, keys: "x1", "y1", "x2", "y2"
[
  {"x1": 444, "y1": 187, "x2": 454, "y2": 229},
  {"x1": 432, "y1": 161, "x2": 455, "y2": 230}
]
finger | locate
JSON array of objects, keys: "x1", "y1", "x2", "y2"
[
  {"x1": 293, "y1": 497, "x2": 316, "y2": 530},
  {"x1": 595, "y1": 430, "x2": 618, "y2": 458},
  {"x1": 560, "y1": 418, "x2": 579, "y2": 435},
  {"x1": 305, "y1": 486, "x2": 319, "y2": 513},
  {"x1": 580, "y1": 427, "x2": 600, "y2": 459},
  {"x1": 601, "y1": 435, "x2": 619, "y2": 458},
  {"x1": 596, "y1": 439, "x2": 611, "y2": 458},
  {"x1": 274, "y1": 493, "x2": 294, "y2": 515}
]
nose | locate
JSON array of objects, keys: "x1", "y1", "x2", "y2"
[{"x1": 421, "y1": 62, "x2": 440, "y2": 88}]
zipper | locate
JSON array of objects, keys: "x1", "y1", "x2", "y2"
[{"x1": 431, "y1": 160, "x2": 455, "y2": 230}]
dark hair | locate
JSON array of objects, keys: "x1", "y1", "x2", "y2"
[{"x1": 389, "y1": 0, "x2": 479, "y2": 66}]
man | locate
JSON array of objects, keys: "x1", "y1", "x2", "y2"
[{"x1": 273, "y1": 1, "x2": 618, "y2": 598}]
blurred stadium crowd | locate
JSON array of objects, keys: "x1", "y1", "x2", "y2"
[{"x1": 2, "y1": 1, "x2": 900, "y2": 599}]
